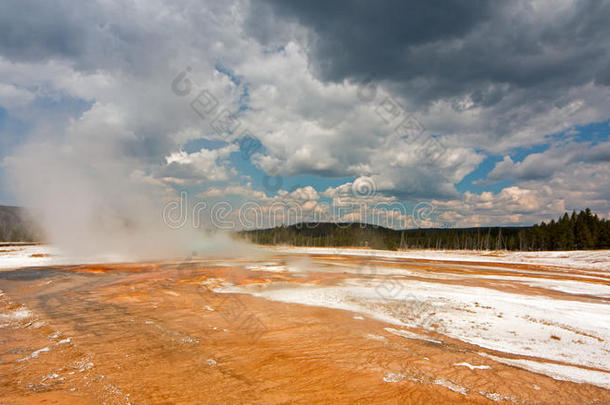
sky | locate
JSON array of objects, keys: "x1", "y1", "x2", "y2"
[{"x1": 0, "y1": 0, "x2": 609, "y2": 232}]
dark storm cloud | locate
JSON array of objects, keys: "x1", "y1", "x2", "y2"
[
  {"x1": 0, "y1": 0, "x2": 91, "y2": 62},
  {"x1": 252, "y1": 0, "x2": 493, "y2": 79},
  {"x1": 0, "y1": 0, "x2": 175, "y2": 75},
  {"x1": 251, "y1": 0, "x2": 610, "y2": 106}
]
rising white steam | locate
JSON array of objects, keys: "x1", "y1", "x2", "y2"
[{"x1": 3, "y1": 106, "x2": 242, "y2": 261}]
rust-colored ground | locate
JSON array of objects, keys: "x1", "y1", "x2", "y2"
[{"x1": 0, "y1": 254, "x2": 609, "y2": 404}]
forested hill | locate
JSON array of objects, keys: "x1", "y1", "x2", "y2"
[
  {"x1": 239, "y1": 209, "x2": 610, "y2": 251},
  {"x1": 0, "y1": 206, "x2": 39, "y2": 242}
]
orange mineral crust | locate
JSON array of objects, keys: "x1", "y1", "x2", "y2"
[{"x1": 1, "y1": 253, "x2": 609, "y2": 404}]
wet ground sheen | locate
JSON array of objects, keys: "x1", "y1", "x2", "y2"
[{"x1": 1, "y1": 253, "x2": 609, "y2": 404}]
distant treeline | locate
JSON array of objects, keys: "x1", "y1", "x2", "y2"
[
  {"x1": 239, "y1": 209, "x2": 610, "y2": 251},
  {"x1": 0, "y1": 206, "x2": 39, "y2": 242}
]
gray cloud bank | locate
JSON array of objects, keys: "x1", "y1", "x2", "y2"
[{"x1": 0, "y1": 0, "x2": 608, "y2": 248}]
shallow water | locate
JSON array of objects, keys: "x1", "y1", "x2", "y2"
[{"x1": 1, "y1": 254, "x2": 609, "y2": 404}]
